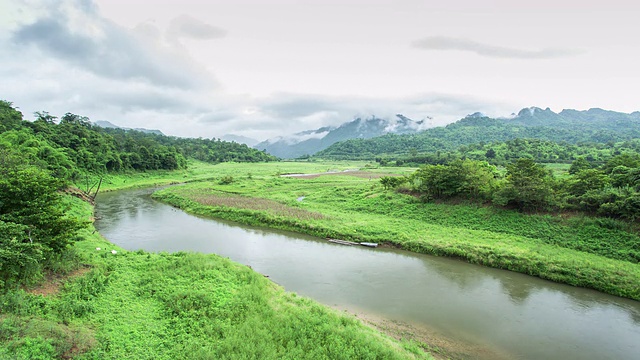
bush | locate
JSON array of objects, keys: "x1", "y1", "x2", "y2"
[{"x1": 219, "y1": 176, "x2": 234, "y2": 185}]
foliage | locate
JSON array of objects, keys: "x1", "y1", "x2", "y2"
[
  {"x1": 409, "y1": 160, "x2": 497, "y2": 201},
  {"x1": 379, "y1": 176, "x2": 407, "y2": 190},
  {"x1": 218, "y1": 175, "x2": 235, "y2": 185},
  {"x1": 0, "y1": 150, "x2": 85, "y2": 289},
  {"x1": 493, "y1": 159, "x2": 554, "y2": 211},
  {"x1": 0, "y1": 100, "x2": 276, "y2": 185}
]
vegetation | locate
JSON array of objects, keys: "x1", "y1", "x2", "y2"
[
  {"x1": 1, "y1": 99, "x2": 427, "y2": 358},
  {"x1": 4, "y1": 96, "x2": 640, "y2": 357},
  {"x1": 0, "y1": 198, "x2": 428, "y2": 359},
  {"x1": 0, "y1": 100, "x2": 275, "y2": 184},
  {"x1": 152, "y1": 163, "x2": 640, "y2": 300},
  {"x1": 0, "y1": 149, "x2": 85, "y2": 290},
  {"x1": 0, "y1": 100, "x2": 277, "y2": 291}
]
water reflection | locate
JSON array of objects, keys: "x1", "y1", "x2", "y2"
[{"x1": 95, "y1": 188, "x2": 640, "y2": 360}]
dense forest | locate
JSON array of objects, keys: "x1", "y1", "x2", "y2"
[
  {"x1": 0, "y1": 100, "x2": 275, "y2": 289},
  {"x1": 372, "y1": 138, "x2": 640, "y2": 167}
]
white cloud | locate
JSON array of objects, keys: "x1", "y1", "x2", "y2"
[
  {"x1": 167, "y1": 14, "x2": 227, "y2": 41},
  {"x1": 412, "y1": 36, "x2": 585, "y2": 59}
]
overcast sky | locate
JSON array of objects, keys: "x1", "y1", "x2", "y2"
[{"x1": 1, "y1": 0, "x2": 638, "y2": 141}]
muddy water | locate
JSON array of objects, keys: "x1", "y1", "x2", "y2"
[{"x1": 94, "y1": 188, "x2": 640, "y2": 360}]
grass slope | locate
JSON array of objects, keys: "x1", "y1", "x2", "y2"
[
  {"x1": 1, "y1": 168, "x2": 431, "y2": 360},
  {"x1": 152, "y1": 162, "x2": 640, "y2": 300}
]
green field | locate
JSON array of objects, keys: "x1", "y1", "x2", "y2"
[
  {"x1": 0, "y1": 165, "x2": 433, "y2": 360},
  {"x1": 153, "y1": 162, "x2": 640, "y2": 300}
]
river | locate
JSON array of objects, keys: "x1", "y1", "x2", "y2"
[{"x1": 94, "y1": 187, "x2": 640, "y2": 360}]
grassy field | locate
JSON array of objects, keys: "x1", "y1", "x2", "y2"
[
  {"x1": 153, "y1": 162, "x2": 640, "y2": 300},
  {"x1": 0, "y1": 165, "x2": 433, "y2": 360}
]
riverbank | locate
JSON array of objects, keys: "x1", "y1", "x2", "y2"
[
  {"x1": 152, "y1": 163, "x2": 640, "y2": 300},
  {"x1": 0, "y1": 174, "x2": 433, "y2": 359}
]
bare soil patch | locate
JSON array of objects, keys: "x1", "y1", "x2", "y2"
[
  {"x1": 188, "y1": 193, "x2": 326, "y2": 220},
  {"x1": 28, "y1": 266, "x2": 92, "y2": 297},
  {"x1": 287, "y1": 171, "x2": 404, "y2": 179}
]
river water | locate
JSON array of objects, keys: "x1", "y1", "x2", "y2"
[{"x1": 94, "y1": 187, "x2": 640, "y2": 360}]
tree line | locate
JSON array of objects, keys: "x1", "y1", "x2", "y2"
[
  {"x1": 382, "y1": 155, "x2": 640, "y2": 223},
  {"x1": 0, "y1": 100, "x2": 275, "y2": 290},
  {"x1": 1, "y1": 101, "x2": 276, "y2": 182},
  {"x1": 378, "y1": 138, "x2": 640, "y2": 167}
]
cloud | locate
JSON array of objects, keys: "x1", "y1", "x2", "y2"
[
  {"x1": 412, "y1": 36, "x2": 584, "y2": 59},
  {"x1": 167, "y1": 14, "x2": 227, "y2": 40},
  {"x1": 200, "y1": 92, "x2": 516, "y2": 142},
  {"x1": 11, "y1": 0, "x2": 217, "y2": 90}
]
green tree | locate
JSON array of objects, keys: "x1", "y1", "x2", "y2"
[
  {"x1": 0, "y1": 150, "x2": 85, "y2": 289},
  {"x1": 380, "y1": 176, "x2": 407, "y2": 190},
  {"x1": 493, "y1": 158, "x2": 553, "y2": 211},
  {"x1": 568, "y1": 157, "x2": 591, "y2": 175}
]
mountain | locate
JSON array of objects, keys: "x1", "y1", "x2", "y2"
[
  {"x1": 254, "y1": 115, "x2": 427, "y2": 158},
  {"x1": 94, "y1": 120, "x2": 164, "y2": 136},
  {"x1": 507, "y1": 107, "x2": 640, "y2": 131},
  {"x1": 315, "y1": 107, "x2": 640, "y2": 159},
  {"x1": 221, "y1": 134, "x2": 259, "y2": 147}
]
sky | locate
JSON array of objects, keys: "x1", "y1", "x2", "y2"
[{"x1": 1, "y1": 0, "x2": 639, "y2": 141}]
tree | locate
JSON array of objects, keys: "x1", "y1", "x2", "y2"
[
  {"x1": 568, "y1": 157, "x2": 591, "y2": 175},
  {"x1": 493, "y1": 158, "x2": 553, "y2": 211},
  {"x1": 0, "y1": 100, "x2": 23, "y2": 133},
  {"x1": 380, "y1": 176, "x2": 407, "y2": 190},
  {"x1": 0, "y1": 150, "x2": 85, "y2": 289}
]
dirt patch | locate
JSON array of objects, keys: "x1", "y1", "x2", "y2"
[
  {"x1": 28, "y1": 266, "x2": 92, "y2": 297},
  {"x1": 340, "y1": 308, "x2": 514, "y2": 360},
  {"x1": 187, "y1": 193, "x2": 326, "y2": 220},
  {"x1": 284, "y1": 171, "x2": 405, "y2": 180}
]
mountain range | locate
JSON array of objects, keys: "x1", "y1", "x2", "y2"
[
  {"x1": 253, "y1": 114, "x2": 428, "y2": 158},
  {"x1": 314, "y1": 107, "x2": 640, "y2": 159}
]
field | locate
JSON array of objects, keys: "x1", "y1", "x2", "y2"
[
  {"x1": 153, "y1": 162, "x2": 640, "y2": 300},
  {"x1": 0, "y1": 164, "x2": 432, "y2": 360}
]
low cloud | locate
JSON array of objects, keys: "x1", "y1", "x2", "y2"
[
  {"x1": 202, "y1": 92, "x2": 516, "y2": 142},
  {"x1": 167, "y1": 14, "x2": 227, "y2": 40},
  {"x1": 412, "y1": 36, "x2": 584, "y2": 59}
]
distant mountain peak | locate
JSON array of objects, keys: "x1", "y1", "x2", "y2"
[
  {"x1": 466, "y1": 112, "x2": 487, "y2": 118},
  {"x1": 93, "y1": 120, "x2": 164, "y2": 135},
  {"x1": 221, "y1": 134, "x2": 259, "y2": 147}
]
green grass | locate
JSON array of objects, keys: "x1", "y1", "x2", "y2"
[
  {"x1": 1, "y1": 187, "x2": 430, "y2": 359},
  {"x1": 152, "y1": 162, "x2": 640, "y2": 300}
]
